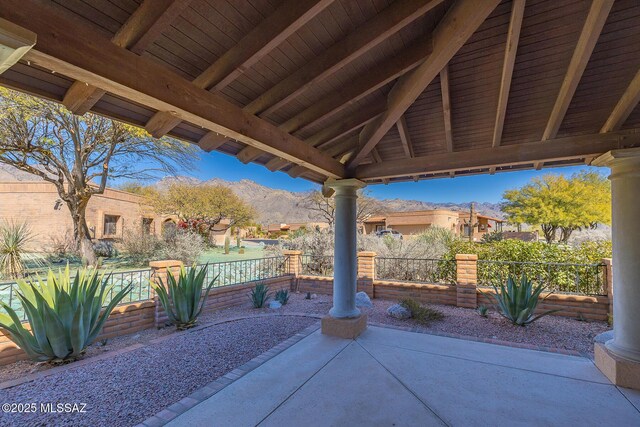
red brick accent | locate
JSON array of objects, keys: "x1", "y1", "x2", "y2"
[{"x1": 357, "y1": 251, "x2": 376, "y2": 297}]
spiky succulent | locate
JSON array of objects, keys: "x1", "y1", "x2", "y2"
[
  {"x1": 0, "y1": 267, "x2": 131, "y2": 362},
  {"x1": 249, "y1": 283, "x2": 270, "y2": 308},
  {"x1": 490, "y1": 274, "x2": 557, "y2": 326},
  {"x1": 152, "y1": 265, "x2": 217, "y2": 330}
]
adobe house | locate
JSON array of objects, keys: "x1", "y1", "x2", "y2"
[
  {"x1": 363, "y1": 209, "x2": 503, "y2": 240},
  {"x1": 0, "y1": 0, "x2": 639, "y2": 392},
  {"x1": 0, "y1": 165, "x2": 231, "y2": 249}
]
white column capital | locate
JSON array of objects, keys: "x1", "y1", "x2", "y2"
[
  {"x1": 324, "y1": 178, "x2": 366, "y2": 192},
  {"x1": 593, "y1": 147, "x2": 640, "y2": 175}
]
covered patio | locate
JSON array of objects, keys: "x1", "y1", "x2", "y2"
[
  {"x1": 1, "y1": 0, "x2": 640, "y2": 421},
  {"x1": 159, "y1": 325, "x2": 640, "y2": 426}
]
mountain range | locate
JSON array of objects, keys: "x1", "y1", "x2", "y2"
[{"x1": 155, "y1": 176, "x2": 505, "y2": 225}]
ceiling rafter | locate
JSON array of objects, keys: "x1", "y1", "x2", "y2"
[
  {"x1": 600, "y1": 69, "x2": 640, "y2": 133},
  {"x1": 62, "y1": 0, "x2": 191, "y2": 115},
  {"x1": 356, "y1": 131, "x2": 640, "y2": 180},
  {"x1": 347, "y1": 0, "x2": 501, "y2": 168},
  {"x1": 439, "y1": 65, "x2": 453, "y2": 153},
  {"x1": 4, "y1": 0, "x2": 345, "y2": 178},
  {"x1": 492, "y1": 0, "x2": 525, "y2": 148},
  {"x1": 396, "y1": 115, "x2": 415, "y2": 158},
  {"x1": 144, "y1": 0, "x2": 334, "y2": 139},
  {"x1": 541, "y1": 0, "x2": 614, "y2": 140}
]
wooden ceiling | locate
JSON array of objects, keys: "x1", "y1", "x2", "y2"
[{"x1": 1, "y1": 0, "x2": 639, "y2": 185}]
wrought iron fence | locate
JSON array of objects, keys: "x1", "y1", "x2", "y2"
[
  {"x1": 190, "y1": 256, "x2": 288, "y2": 287},
  {"x1": 477, "y1": 260, "x2": 607, "y2": 296},
  {"x1": 300, "y1": 255, "x2": 334, "y2": 277},
  {"x1": 0, "y1": 268, "x2": 153, "y2": 321},
  {"x1": 375, "y1": 257, "x2": 457, "y2": 284}
]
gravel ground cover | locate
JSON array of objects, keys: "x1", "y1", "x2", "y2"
[
  {"x1": 0, "y1": 316, "x2": 316, "y2": 427},
  {"x1": 206, "y1": 293, "x2": 608, "y2": 357}
]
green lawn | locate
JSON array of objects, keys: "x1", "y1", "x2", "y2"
[{"x1": 196, "y1": 246, "x2": 266, "y2": 263}]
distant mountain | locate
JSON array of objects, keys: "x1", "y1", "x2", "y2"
[{"x1": 154, "y1": 176, "x2": 504, "y2": 225}]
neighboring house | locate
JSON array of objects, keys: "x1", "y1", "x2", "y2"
[
  {"x1": 0, "y1": 165, "x2": 231, "y2": 250},
  {"x1": 363, "y1": 209, "x2": 503, "y2": 241},
  {"x1": 267, "y1": 222, "x2": 330, "y2": 236}
]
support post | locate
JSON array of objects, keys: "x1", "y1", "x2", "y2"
[
  {"x1": 357, "y1": 251, "x2": 376, "y2": 297},
  {"x1": 602, "y1": 258, "x2": 613, "y2": 320},
  {"x1": 593, "y1": 148, "x2": 640, "y2": 390},
  {"x1": 283, "y1": 250, "x2": 302, "y2": 291},
  {"x1": 321, "y1": 178, "x2": 368, "y2": 339},
  {"x1": 455, "y1": 254, "x2": 478, "y2": 308}
]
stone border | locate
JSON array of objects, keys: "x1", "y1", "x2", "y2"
[{"x1": 137, "y1": 319, "x2": 321, "y2": 427}]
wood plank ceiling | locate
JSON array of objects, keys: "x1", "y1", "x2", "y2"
[{"x1": 0, "y1": 0, "x2": 639, "y2": 184}]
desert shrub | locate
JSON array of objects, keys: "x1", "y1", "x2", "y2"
[
  {"x1": 93, "y1": 240, "x2": 118, "y2": 258},
  {"x1": 400, "y1": 298, "x2": 444, "y2": 324},
  {"x1": 477, "y1": 305, "x2": 489, "y2": 317},
  {"x1": 121, "y1": 227, "x2": 162, "y2": 265},
  {"x1": 160, "y1": 228, "x2": 206, "y2": 265},
  {"x1": 0, "y1": 221, "x2": 45, "y2": 279},
  {"x1": 275, "y1": 289, "x2": 289, "y2": 305},
  {"x1": 250, "y1": 283, "x2": 270, "y2": 308},
  {"x1": 481, "y1": 231, "x2": 503, "y2": 243},
  {"x1": 0, "y1": 267, "x2": 131, "y2": 362}
]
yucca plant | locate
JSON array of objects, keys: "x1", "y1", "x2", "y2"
[
  {"x1": 0, "y1": 267, "x2": 132, "y2": 362},
  {"x1": 0, "y1": 221, "x2": 45, "y2": 279},
  {"x1": 250, "y1": 283, "x2": 270, "y2": 308},
  {"x1": 152, "y1": 265, "x2": 217, "y2": 330},
  {"x1": 275, "y1": 289, "x2": 289, "y2": 305},
  {"x1": 489, "y1": 274, "x2": 557, "y2": 326}
]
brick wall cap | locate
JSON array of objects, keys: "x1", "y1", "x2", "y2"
[
  {"x1": 149, "y1": 260, "x2": 184, "y2": 269},
  {"x1": 282, "y1": 250, "x2": 303, "y2": 255},
  {"x1": 455, "y1": 254, "x2": 478, "y2": 261},
  {"x1": 357, "y1": 251, "x2": 377, "y2": 256}
]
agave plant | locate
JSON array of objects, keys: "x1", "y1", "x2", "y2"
[
  {"x1": 0, "y1": 221, "x2": 45, "y2": 279},
  {"x1": 250, "y1": 283, "x2": 270, "y2": 308},
  {"x1": 152, "y1": 265, "x2": 217, "y2": 330},
  {"x1": 275, "y1": 289, "x2": 289, "y2": 305},
  {"x1": 490, "y1": 274, "x2": 557, "y2": 326},
  {"x1": 0, "y1": 267, "x2": 132, "y2": 362}
]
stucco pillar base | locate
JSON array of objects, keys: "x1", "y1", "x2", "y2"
[
  {"x1": 595, "y1": 342, "x2": 640, "y2": 390},
  {"x1": 321, "y1": 314, "x2": 368, "y2": 339}
]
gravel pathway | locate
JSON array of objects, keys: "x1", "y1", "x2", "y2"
[
  {"x1": 0, "y1": 316, "x2": 316, "y2": 427},
  {"x1": 205, "y1": 293, "x2": 608, "y2": 357}
]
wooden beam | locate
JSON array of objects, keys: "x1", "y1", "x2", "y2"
[
  {"x1": 492, "y1": 0, "x2": 525, "y2": 148},
  {"x1": 601, "y1": 69, "x2": 640, "y2": 133},
  {"x1": 281, "y1": 35, "x2": 433, "y2": 135},
  {"x1": 541, "y1": 0, "x2": 613, "y2": 140},
  {"x1": 236, "y1": 102, "x2": 385, "y2": 166},
  {"x1": 396, "y1": 115, "x2": 415, "y2": 158},
  {"x1": 348, "y1": 0, "x2": 501, "y2": 167},
  {"x1": 325, "y1": 135, "x2": 359, "y2": 159},
  {"x1": 287, "y1": 165, "x2": 308, "y2": 178},
  {"x1": 440, "y1": 65, "x2": 453, "y2": 152},
  {"x1": 62, "y1": 0, "x2": 189, "y2": 115},
  {"x1": 355, "y1": 131, "x2": 640, "y2": 180},
  {"x1": 371, "y1": 148, "x2": 383, "y2": 163},
  {"x1": 265, "y1": 157, "x2": 290, "y2": 172},
  {"x1": 6, "y1": 0, "x2": 345, "y2": 178},
  {"x1": 144, "y1": 0, "x2": 333, "y2": 138},
  {"x1": 198, "y1": 132, "x2": 228, "y2": 152},
  {"x1": 246, "y1": 0, "x2": 444, "y2": 117}
]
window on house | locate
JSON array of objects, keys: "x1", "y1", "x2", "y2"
[
  {"x1": 376, "y1": 224, "x2": 385, "y2": 231},
  {"x1": 104, "y1": 215, "x2": 119, "y2": 236},
  {"x1": 142, "y1": 218, "x2": 153, "y2": 235}
]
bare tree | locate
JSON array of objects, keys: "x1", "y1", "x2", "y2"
[
  {"x1": 302, "y1": 190, "x2": 381, "y2": 227},
  {"x1": 0, "y1": 88, "x2": 198, "y2": 264}
]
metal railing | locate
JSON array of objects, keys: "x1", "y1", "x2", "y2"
[
  {"x1": 375, "y1": 257, "x2": 457, "y2": 285},
  {"x1": 190, "y1": 256, "x2": 289, "y2": 288},
  {"x1": 477, "y1": 260, "x2": 607, "y2": 296},
  {"x1": 300, "y1": 255, "x2": 334, "y2": 277},
  {"x1": 0, "y1": 268, "x2": 153, "y2": 321}
]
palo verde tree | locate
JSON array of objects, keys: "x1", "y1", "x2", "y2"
[
  {"x1": 151, "y1": 183, "x2": 255, "y2": 237},
  {"x1": 502, "y1": 171, "x2": 610, "y2": 243},
  {"x1": 301, "y1": 189, "x2": 381, "y2": 227},
  {"x1": 0, "y1": 88, "x2": 198, "y2": 265}
]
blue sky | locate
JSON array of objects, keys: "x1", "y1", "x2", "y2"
[{"x1": 189, "y1": 151, "x2": 605, "y2": 204}]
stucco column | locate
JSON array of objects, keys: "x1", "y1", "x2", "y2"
[
  {"x1": 593, "y1": 148, "x2": 640, "y2": 362},
  {"x1": 325, "y1": 178, "x2": 366, "y2": 319}
]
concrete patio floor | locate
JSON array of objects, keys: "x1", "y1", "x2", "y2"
[{"x1": 167, "y1": 325, "x2": 640, "y2": 426}]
